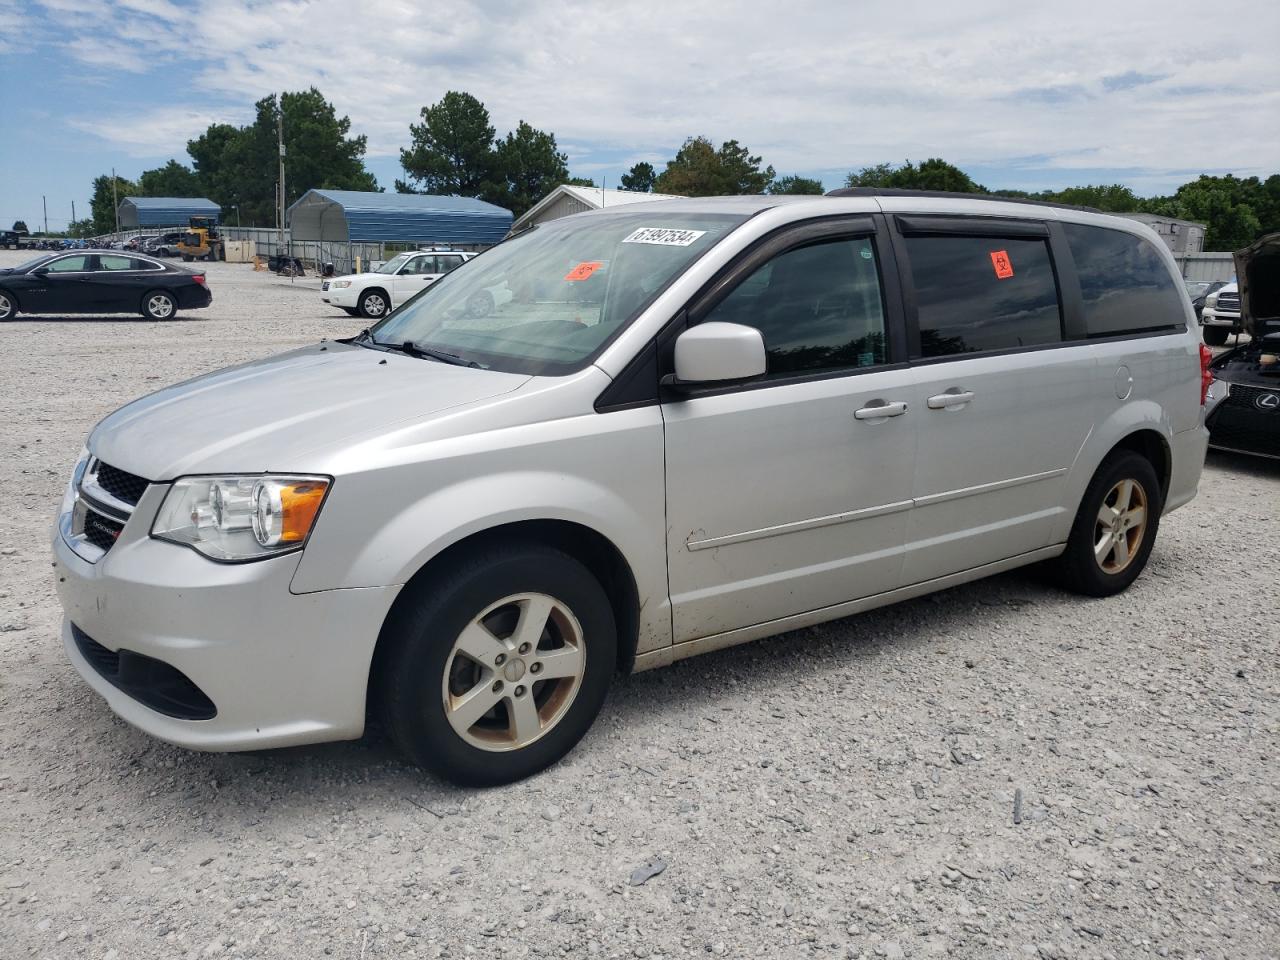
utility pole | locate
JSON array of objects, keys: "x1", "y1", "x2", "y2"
[
  {"x1": 71, "y1": 200, "x2": 76, "y2": 227},
  {"x1": 277, "y1": 105, "x2": 286, "y2": 252},
  {"x1": 111, "y1": 167, "x2": 120, "y2": 235},
  {"x1": 42, "y1": 195, "x2": 48, "y2": 235}
]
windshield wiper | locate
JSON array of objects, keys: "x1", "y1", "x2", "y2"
[{"x1": 389, "y1": 340, "x2": 482, "y2": 368}]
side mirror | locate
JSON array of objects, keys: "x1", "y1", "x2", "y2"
[
  {"x1": 31, "y1": 266, "x2": 49, "y2": 276},
  {"x1": 667, "y1": 322, "x2": 767, "y2": 389}
]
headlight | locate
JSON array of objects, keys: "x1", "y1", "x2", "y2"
[
  {"x1": 1204, "y1": 294, "x2": 1218, "y2": 309},
  {"x1": 331, "y1": 280, "x2": 352, "y2": 288},
  {"x1": 151, "y1": 475, "x2": 330, "y2": 561}
]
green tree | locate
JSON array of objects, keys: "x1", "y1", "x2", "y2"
[
  {"x1": 844, "y1": 159, "x2": 984, "y2": 193},
  {"x1": 620, "y1": 161, "x2": 656, "y2": 192},
  {"x1": 398, "y1": 91, "x2": 496, "y2": 196},
  {"x1": 185, "y1": 89, "x2": 377, "y2": 226},
  {"x1": 654, "y1": 137, "x2": 774, "y2": 196},
  {"x1": 485, "y1": 121, "x2": 570, "y2": 217},
  {"x1": 563, "y1": 177, "x2": 596, "y2": 187},
  {"x1": 11, "y1": 220, "x2": 28, "y2": 234},
  {"x1": 137, "y1": 159, "x2": 204, "y2": 197},
  {"x1": 67, "y1": 218, "x2": 96, "y2": 238},
  {"x1": 89, "y1": 173, "x2": 137, "y2": 234},
  {"x1": 1045, "y1": 184, "x2": 1139, "y2": 211},
  {"x1": 769, "y1": 174, "x2": 825, "y2": 195},
  {"x1": 843, "y1": 162, "x2": 896, "y2": 188}
]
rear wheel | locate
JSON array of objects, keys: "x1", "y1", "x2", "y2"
[
  {"x1": 379, "y1": 542, "x2": 615, "y2": 786},
  {"x1": 141, "y1": 290, "x2": 177, "y2": 321},
  {"x1": 1052, "y1": 451, "x2": 1161, "y2": 597},
  {"x1": 0, "y1": 290, "x2": 15, "y2": 321},
  {"x1": 181, "y1": 254, "x2": 193, "y2": 263},
  {"x1": 1202, "y1": 325, "x2": 1228, "y2": 346}
]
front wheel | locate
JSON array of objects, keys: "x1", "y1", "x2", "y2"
[
  {"x1": 1052, "y1": 451, "x2": 1162, "y2": 597},
  {"x1": 358, "y1": 288, "x2": 389, "y2": 319},
  {"x1": 341, "y1": 307, "x2": 360, "y2": 317},
  {"x1": 1202, "y1": 325, "x2": 1228, "y2": 347},
  {"x1": 379, "y1": 543, "x2": 616, "y2": 786},
  {"x1": 0, "y1": 290, "x2": 15, "y2": 321},
  {"x1": 141, "y1": 290, "x2": 177, "y2": 321}
]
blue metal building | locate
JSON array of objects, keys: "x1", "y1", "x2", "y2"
[
  {"x1": 286, "y1": 189, "x2": 512, "y2": 247},
  {"x1": 118, "y1": 197, "x2": 220, "y2": 228}
]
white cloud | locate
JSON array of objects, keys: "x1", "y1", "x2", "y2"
[{"x1": 40, "y1": 0, "x2": 1280, "y2": 189}]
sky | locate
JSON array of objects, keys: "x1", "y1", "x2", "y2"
[{"x1": 0, "y1": 0, "x2": 1277, "y2": 232}]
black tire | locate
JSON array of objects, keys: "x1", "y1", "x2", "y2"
[
  {"x1": 141, "y1": 290, "x2": 177, "y2": 321},
  {"x1": 341, "y1": 307, "x2": 360, "y2": 317},
  {"x1": 1202, "y1": 325, "x2": 1228, "y2": 347},
  {"x1": 1052, "y1": 451, "x2": 1162, "y2": 597},
  {"x1": 0, "y1": 289, "x2": 15, "y2": 321},
  {"x1": 378, "y1": 542, "x2": 616, "y2": 786},
  {"x1": 358, "y1": 288, "x2": 390, "y2": 320},
  {"x1": 181, "y1": 254, "x2": 193, "y2": 263}
]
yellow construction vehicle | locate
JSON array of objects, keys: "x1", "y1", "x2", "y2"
[{"x1": 177, "y1": 216, "x2": 225, "y2": 262}]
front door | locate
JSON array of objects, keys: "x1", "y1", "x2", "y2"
[
  {"x1": 390, "y1": 254, "x2": 441, "y2": 308},
  {"x1": 663, "y1": 224, "x2": 917, "y2": 643},
  {"x1": 893, "y1": 221, "x2": 1098, "y2": 583},
  {"x1": 20, "y1": 254, "x2": 94, "y2": 313}
]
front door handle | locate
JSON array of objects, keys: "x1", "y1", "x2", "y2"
[
  {"x1": 854, "y1": 400, "x2": 909, "y2": 420},
  {"x1": 927, "y1": 390, "x2": 976, "y2": 409}
]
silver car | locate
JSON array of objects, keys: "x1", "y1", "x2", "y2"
[{"x1": 53, "y1": 192, "x2": 1210, "y2": 785}]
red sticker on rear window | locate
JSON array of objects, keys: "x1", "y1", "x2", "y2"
[
  {"x1": 565, "y1": 261, "x2": 603, "y2": 282},
  {"x1": 990, "y1": 250, "x2": 1014, "y2": 279}
]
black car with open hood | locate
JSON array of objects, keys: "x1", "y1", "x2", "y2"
[{"x1": 1204, "y1": 233, "x2": 1280, "y2": 459}]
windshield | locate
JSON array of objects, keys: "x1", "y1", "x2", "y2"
[
  {"x1": 1184, "y1": 281, "x2": 1210, "y2": 296},
  {"x1": 368, "y1": 211, "x2": 747, "y2": 374},
  {"x1": 14, "y1": 255, "x2": 50, "y2": 272},
  {"x1": 375, "y1": 253, "x2": 415, "y2": 275}
]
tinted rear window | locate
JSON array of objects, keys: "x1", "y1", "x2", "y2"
[
  {"x1": 904, "y1": 235, "x2": 1062, "y2": 357},
  {"x1": 1063, "y1": 223, "x2": 1184, "y2": 336}
]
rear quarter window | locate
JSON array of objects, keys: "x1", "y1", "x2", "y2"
[{"x1": 1063, "y1": 223, "x2": 1185, "y2": 336}]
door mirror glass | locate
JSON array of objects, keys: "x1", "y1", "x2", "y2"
[{"x1": 673, "y1": 322, "x2": 767, "y2": 385}]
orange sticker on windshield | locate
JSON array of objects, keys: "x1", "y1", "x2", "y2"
[
  {"x1": 990, "y1": 250, "x2": 1014, "y2": 279},
  {"x1": 565, "y1": 261, "x2": 604, "y2": 282}
]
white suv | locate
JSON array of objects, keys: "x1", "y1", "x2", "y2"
[
  {"x1": 322, "y1": 249, "x2": 473, "y2": 318},
  {"x1": 53, "y1": 191, "x2": 1209, "y2": 785},
  {"x1": 1200, "y1": 280, "x2": 1240, "y2": 346}
]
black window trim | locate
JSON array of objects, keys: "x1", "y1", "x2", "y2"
[
  {"x1": 1060, "y1": 221, "x2": 1186, "y2": 340},
  {"x1": 595, "y1": 213, "x2": 908, "y2": 411},
  {"x1": 892, "y1": 215, "x2": 1071, "y2": 361}
]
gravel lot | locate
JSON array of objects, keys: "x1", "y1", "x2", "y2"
[{"x1": 1, "y1": 250, "x2": 1277, "y2": 960}]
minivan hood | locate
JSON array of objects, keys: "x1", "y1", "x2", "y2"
[
  {"x1": 90, "y1": 342, "x2": 530, "y2": 479},
  {"x1": 1235, "y1": 232, "x2": 1280, "y2": 338}
]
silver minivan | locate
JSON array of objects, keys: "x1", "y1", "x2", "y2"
[{"x1": 53, "y1": 191, "x2": 1210, "y2": 784}]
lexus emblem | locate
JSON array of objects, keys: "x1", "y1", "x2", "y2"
[{"x1": 1255, "y1": 392, "x2": 1280, "y2": 411}]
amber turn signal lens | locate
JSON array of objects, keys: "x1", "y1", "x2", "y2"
[{"x1": 278, "y1": 481, "x2": 328, "y2": 543}]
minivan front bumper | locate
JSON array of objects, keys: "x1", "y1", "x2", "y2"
[{"x1": 53, "y1": 511, "x2": 395, "y2": 752}]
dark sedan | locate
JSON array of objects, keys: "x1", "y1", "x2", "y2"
[
  {"x1": 1204, "y1": 233, "x2": 1280, "y2": 459},
  {"x1": 0, "y1": 250, "x2": 211, "y2": 321}
]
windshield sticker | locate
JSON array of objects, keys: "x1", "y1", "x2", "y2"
[
  {"x1": 990, "y1": 250, "x2": 1014, "y2": 279},
  {"x1": 621, "y1": 227, "x2": 707, "y2": 247},
  {"x1": 564, "y1": 261, "x2": 604, "y2": 282}
]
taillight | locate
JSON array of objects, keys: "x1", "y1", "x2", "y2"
[
  {"x1": 1199, "y1": 343, "x2": 1213, "y2": 405},
  {"x1": 192, "y1": 274, "x2": 206, "y2": 285}
]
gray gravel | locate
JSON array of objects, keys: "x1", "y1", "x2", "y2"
[{"x1": 1, "y1": 250, "x2": 1278, "y2": 959}]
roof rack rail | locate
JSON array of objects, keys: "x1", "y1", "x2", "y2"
[{"x1": 825, "y1": 186, "x2": 1101, "y2": 214}]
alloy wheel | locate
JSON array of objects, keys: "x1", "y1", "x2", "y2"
[
  {"x1": 1093, "y1": 478, "x2": 1148, "y2": 574},
  {"x1": 441, "y1": 592, "x2": 586, "y2": 752},
  {"x1": 147, "y1": 294, "x2": 174, "y2": 319},
  {"x1": 363, "y1": 293, "x2": 386, "y2": 317},
  {"x1": 0, "y1": 292, "x2": 11, "y2": 319}
]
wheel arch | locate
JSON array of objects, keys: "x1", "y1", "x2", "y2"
[
  {"x1": 1109, "y1": 428, "x2": 1172, "y2": 502},
  {"x1": 367, "y1": 519, "x2": 643, "y2": 717}
]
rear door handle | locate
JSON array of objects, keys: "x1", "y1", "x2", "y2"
[
  {"x1": 927, "y1": 390, "x2": 975, "y2": 409},
  {"x1": 854, "y1": 400, "x2": 909, "y2": 420}
]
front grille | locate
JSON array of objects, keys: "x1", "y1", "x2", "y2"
[
  {"x1": 321, "y1": 281, "x2": 330, "y2": 291},
  {"x1": 1208, "y1": 405, "x2": 1280, "y2": 458},
  {"x1": 1222, "y1": 383, "x2": 1280, "y2": 410},
  {"x1": 95, "y1": 462, "x2": 149, "y2": 506},
  {"x1": 1216, "y1": 293, "x2": 1240, "y2": 312},
  {"x1": 72, "y1": 624, "x2": 217, "y2": 721},
  {"x1": 82, "y1": 509, "x2": 124, "y2": 552}
]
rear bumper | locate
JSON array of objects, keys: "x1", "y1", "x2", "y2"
[{"x1": 1165, "y1": 425, "x2": 1209, "y2": 513}]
